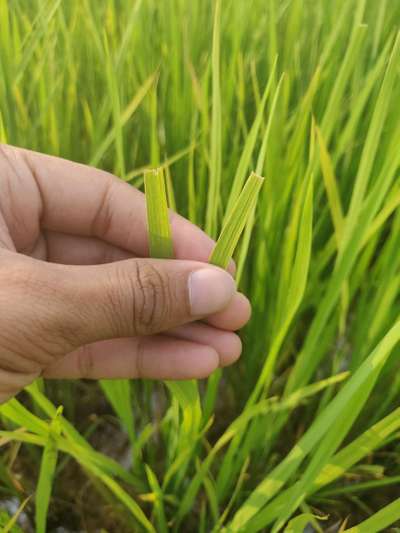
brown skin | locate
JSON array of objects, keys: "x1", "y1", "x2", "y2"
[{"x1": 0, "y1": 144, "x2": 251, "y2": 404}]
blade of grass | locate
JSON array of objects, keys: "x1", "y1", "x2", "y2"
[
  {"x1": 344, "y1": 497, "x2": 400, "y2": 532},
  {"x1": 144, "y1": 166, "x2": 202, "y2": 455},
  {"x1": 315, "y1": 121, "x2": 348, "y2": 333},
  {"x1": 224, "y1": 58, "x2": 277, "y2": 220},
  {"x1": 2, "y1": 496, "x2": 31, "y2": 533},
  {"x1": 99, "y1": 380, "x2": 135, "y2": 447},
  {"x1": 203, "y1": 172, "x2": 264, "y2": 424},
  {"x1": 35, "y1": 406, "x2": 62, "y2": 533},
  {"x1": 209, "y1": 172, "x2": 264, "y2": 269},
  {"x1": 144, "y1": 167, "x2": 174, "y2": 258},
  {"x1": 230, "y1": 319, "x2": 400, "y2": 531},
  {"x1": 178, "y1": 372, "x2": 348, "y2": 526},
  {"x1": 284, "y1": 513, "x2": 326, "y2": 533},
  {"x1": 343, "y1": 32, "x2": 400, "y2": 248},
  {"x1": 90, "y1": 71, "x2": 157, "y2": 167},
  {"x1": 145, "y1": 464, "x2": 168, "y2": 533},
  {"x1": 205, "y1": 0, "x2": 221, "y2": 238}
]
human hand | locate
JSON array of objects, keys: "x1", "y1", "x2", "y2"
[{"x1": 0, "y1": 145, "x2": 251, "y2": 403}]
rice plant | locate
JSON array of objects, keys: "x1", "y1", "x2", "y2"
[{"x1": 0, "y1": 0, "x2": 400, "y2": 531}]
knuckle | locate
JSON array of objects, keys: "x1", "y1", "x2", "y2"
[
  {"x1": 90, "y1": 175, "x2": 115, "y2": 238},
  {"x1": 101, "y1": 265, "x2": 132, "y2": 336},
  {"x1": 0, "y1": 259, "x2": 76, "y2": 361},
  {"x1": 102, "y1": 261, "x2": 172, "y2": 336},
  {"x1": 0, "y1": 368, "x2": 40, "y2": 393},
  {"x1": 0, "y1": 257, "x2": 36, "y2": 291},
  {"x1": 131, "y1": 261, "x2": 170, "y2": 335},
  {"x1": 0, "y1": 344, "x2": 42, "y2": 375}
]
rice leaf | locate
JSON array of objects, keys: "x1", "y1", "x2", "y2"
[
  {"x1": 35, "y1": 406, "x2": 62, "y2": 533},
  {"x1": 79, "y1": 457, "x2": 155, "y2": 533},
  {"x1": 344, "y1": 31, "x2": 400, "y2": 241},
  {"x1": 249, "y1": 169, "x2": 313, "y2": 402},
  {"x1": 236, "y1": 73, "x2": 284, "y2": 283},
  {"x1": 320, "y1": 23, "x2": 367, "y2": 143},
  {"x1": 286, "y1": 31, "x2": 400, "y2": 393},
  {"x1": 239, "y1": 402, "x2": 400, "y2": 526},
  {"x1": 145, "y1": 464, "x2": 168, "y2": 533},
  {"x1": 315, "y1": 124, "x2": 344, "y2": 241},
  {"x1": 224, "y1": 57, "x2": 277, "y2": 220},
  {"x1": 202, "y1": 171, "x2": 264, "y2": 426},
  {"x1": 315, "y1": 405, "x2": 400, "y2": 489},
  {"x1": 144, "y1": 166, "x2": 202, "y2": 441},
  {"x1": 230, "y1": 319, "x2": 400, "y2": 531},
  {"x1": 144, "y1": 167, "x2": 174, "y2": 259},
  {"x1": 2, "y1": 496, "x2": 31, "y2": 533},
  {"x1": 209, "y1": 172, "x2": 264, "y2": 269},
  {"x1": 205, "y1": 0, "x2": 222, "y2": 238},
  {"x1": 344, "y1": 497, "x2": 400, "y2": 532},
  {"x1": 315, "y1": 121, "x2": 348, "y2": 332},
  {"x1": 99, "y1": 380, "x2": 135, "y2": 446},
  {"x1": 90, "y1": 71, "x2": 157, "y2": 167},
  {"x1": 284, "y1": 513, "x2": 326, "y2": 533},
  {"x1": 177, "y1": 372, "x2": 347, "y2": 525},
  {"x1": 14, "y1": 0, "x2": 62, "y2": 85}
]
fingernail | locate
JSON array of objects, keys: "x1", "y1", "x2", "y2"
[{"x1": 189, "y1": 268, "x2": 236, "y2": 316}]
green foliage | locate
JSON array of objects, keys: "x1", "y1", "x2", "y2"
[
  {"x1": 0, "y1": 0, "x2": 400, "y2": 531},
  {"x1": 0, "y1": 505, "x2": 26, "y2": 533},
  {"x1": 35, "y1": 408, "x2": 62, "y2": 533},
  {"x1": 209, "y1": 172, "x2": 264, "y2": 269}
]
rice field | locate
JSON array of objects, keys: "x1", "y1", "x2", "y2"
[{"x1": 0, "y1": 0, "x2": 400, "y2": 531}]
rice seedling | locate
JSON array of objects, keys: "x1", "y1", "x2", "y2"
[{"x1": 0, "y1": 0, "x2": 400, "y2": 531}]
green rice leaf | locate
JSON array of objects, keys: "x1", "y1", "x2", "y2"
[
  {"x1": 99, "y1": 380, "x2": 135, "y2": 445},
  {"x1": 178, "y1": 372, "x2": 347, "y2": 526},
  {"x1": 284, "y1": 513, "x2": 326, "y2": 533},
  {"x1": 35, "y1": 406, "x2": 62, "y2": 533},
  {"x1": 344, "y1": 497, "x2": 400, "y2": 532},
  {"x1": 315, "y1": 405, "x2": 400, "y2": 489},
  {"x1": 344, "y1": 31, "x2": 400, "y2": 240},
  {"x1": 230, "y1": 319, "x2": 400, "y2": 531},
  {"x1": 2, "y1": 496, "x2": 30, "y2": 533},
  {"x1": 205, "y1": 0, "x2": 222, "y2": 238},
  {"x1": 209, "y1": 172, "x2": 264, "y2": 269},
  {"x1": 144, "y1": 166, "x2": 202, "y2": 443},
  {"x1": 80, "y1": 457, "x2": 155, "y2": 533},
  {"x1": 249, "y1": 169, "x2": 313, "y2": 402},
  {"x1": 90, "y1": 71, "x2": 157, "y2": 167},
  {"x1": 144, "y1": 167, "x2": 174, "y2": 259},
  {"x1": 224, "y1": 58, "x2": 277, "y2": 220},
  {"x1": 145, "y1": 464, "x2": 168, "y2": 533},
  {"x1": 238, "y1": 402, "x2": 400, "y2": 527},
  {"x1": 315, "y1": 123, "x2": 344, "y2": 241}
]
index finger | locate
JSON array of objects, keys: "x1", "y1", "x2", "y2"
[{"x1": 15, "y1": 146, "x2": 221, "y2": 264}]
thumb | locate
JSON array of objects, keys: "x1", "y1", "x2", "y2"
[{"x1": 44, "y1": 258, "x2": 236, "y2": 348}]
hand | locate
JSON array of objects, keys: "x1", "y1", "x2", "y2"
[{"x1": 0, "y1": 144, "x2": 251, "y2": 403}]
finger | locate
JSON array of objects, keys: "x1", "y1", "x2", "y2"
[
  {"x1": 165, "y1": 322, "x2": 242, "y2": 367},
  {"x1": 10, "y1": 146, "x2": 233, "y2": 269},
  {"x1": 43, "y1": 337, "x2": 220, "y2": 380},
  {"x1": 18, "y1": 256, "x2": 238, "y2": 352},
  {"x1": 205, "y1": 292, "x2": 252, "y2": 331},
  {"x1": 0, "y1": 367, "x2": 41, "y2": 404},
  {"x1": 44, "y1": 231, "x2": 133, "y2": 265}
]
